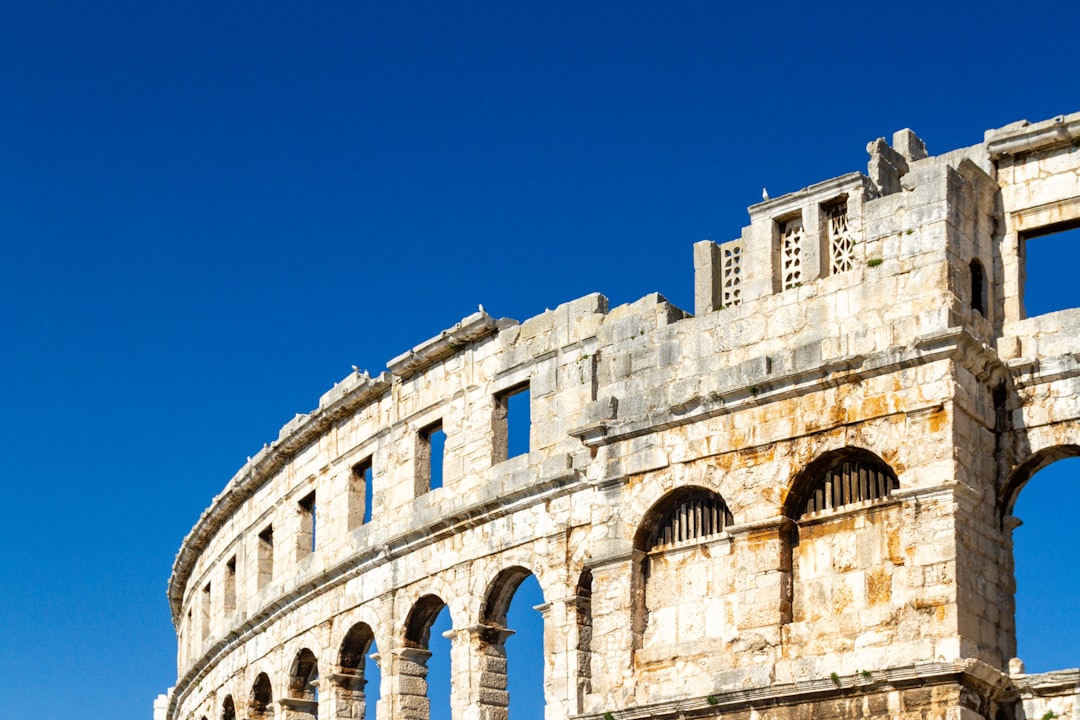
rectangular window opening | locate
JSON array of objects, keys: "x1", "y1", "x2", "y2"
[
  {"x1": 200, "y1": 582, "x2": 211, "y2": 641},
  {"x1": 419, "y1": 421, "x2": 446, "y2": 491},
  {"x1": 494, "y1": 382, "x2": 531, "y2": 462},
  {"x1": 1022, "y1": 223, "x2": 1080, "y2": 317},
  {"x1": 350, "y1": 457, "x2": 374, "y2": 528},
  {"x1": 298, "y1": 491, "x2": 316, "y2": 556},
  {"x1": 257, "y1": 524, "x2": 274, "y2": 590},
  {"x1": 224, "y1": 556, "x2": 236, "y2": 613}
]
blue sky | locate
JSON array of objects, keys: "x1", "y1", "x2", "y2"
[{"x1": 0, "y1": 3, "x2": 1078, "y2": 719}]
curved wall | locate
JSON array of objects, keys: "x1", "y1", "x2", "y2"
[{"x1": 163, "y1": 113, "x2": 1080, "y2": 720}]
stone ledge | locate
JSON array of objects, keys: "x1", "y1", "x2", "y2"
[{"x1": 576, "y1": 660, "x2": 1013, "y2": 720}]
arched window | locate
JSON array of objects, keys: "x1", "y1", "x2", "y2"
[
  {"x1": 790, "y1": 449, "x2": 898, "y2": 518},
  {"x1": 337, "y1": 623, "x2": 380, "y2": 720},
  {"x1": 633, "y1": 487, "x2": 734, "y2": 662},
  {"x1": 785, "y1": 448, "x2": 901, "y2": 632},
  {"x1": 971, "y1": 258, "x2": 987, "y2": 316},
  {"x1": 250, "y1": 673, "x2": 273, "y2": 720}
]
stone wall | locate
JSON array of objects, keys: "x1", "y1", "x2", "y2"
[{"x1": 158, "y1": 111, "x2": 1080, "y2": 720}]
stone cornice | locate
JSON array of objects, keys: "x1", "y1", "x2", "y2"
[
  {"x1": 386, "y1": 310, "x2": 507, "y2": 378},
  {"x1": 573, "y1": 660, "x2": 1014, "y2": 720},
  {"x1": 577, "y1": 327, "x2": 1004, "y2": 449},
  {"x1": 987, "y1": 111, "x2": 1080, "y2": 159}
]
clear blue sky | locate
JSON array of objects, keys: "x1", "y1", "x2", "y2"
[{"x1": 1, "y1": 3, "x2": 1078, "y2": 719}]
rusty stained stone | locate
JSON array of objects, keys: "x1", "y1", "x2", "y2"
[{"x1": 866, "y1": 565, "x2": 892, "y2": 606}]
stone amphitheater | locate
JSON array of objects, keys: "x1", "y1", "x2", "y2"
[{"x1": 157, "y1": 112, "x2": 1080, "y2": 720}]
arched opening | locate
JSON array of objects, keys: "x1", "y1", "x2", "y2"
[
  {"x1": 632, "y1": 487, "x2": 733, "y2": 659},
  {"x1": 479, "y1": 568, "x2": 546, "y2": 720},
  {"x1": 283, "y1": 648, "x2": 318, "y2": 720},
  {"x1": 402, "y1": 595, "x2": 452, "y2": 720},
  {"x1": 970, "y1": 258, "x2": 987, "y2": 316},
  {"x1": 1005, "y1": 452, "x2": 1080, "y2": 673},
  {"x1": 784, "y1": 448, "x2": 901, "y2": 637},
  {"x1": 572, "y1": 569, "x2": 593, "y2": 710},
  {"x1": 250, "y1": 673, "x2": 274, "y2": 720},
  {"x1": 221, "y1": 695, "x2": 236, "y2": 720},
  {"x1": 337, "y1": 623, "x2": 381, "y2": 720}
]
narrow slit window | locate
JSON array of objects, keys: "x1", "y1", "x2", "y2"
[
  {"x1": 257, "y1": 524, "x2": 274, "y2": 590},
  {"x1": 298, "y1": 491, "x2": 316, "y2": 556},
  {"x1": 970, "y1": 258, "x2": 987, "y2": 316},
  {"x1": 494, "y1": 382, "x2": 531, "y2": 462}
]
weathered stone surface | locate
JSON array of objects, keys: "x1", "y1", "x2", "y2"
[{"x1": 158, "y1": 111, "x2": 1080, "y2": 720}]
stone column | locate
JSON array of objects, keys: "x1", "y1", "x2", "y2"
[
  {"x1": 277, "y1": 697, "x2": 317, "y2": 720},
  {"x1": 728, "y1": 517, "x2": 794, "y2": 636},
  {"x1": 447, "y1": 624, "x2": 514, "y2": 720},
  {"x1": 383, "y1": 646, "x2": 432, "y2": 720},
  {"x1": 328, "y1": 668, "x2": 367, "y2": 720},
  {"x1": 535, "y1": 594, "x2": 592, "y2": 720}
]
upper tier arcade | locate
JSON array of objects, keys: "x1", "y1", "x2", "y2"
[{"x1": 160, "y1": 112, "x2": 1080, "y2": 720}]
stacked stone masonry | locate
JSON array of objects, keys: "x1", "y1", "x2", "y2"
[{"x1": 158, "y1": 112, "x2": 1080, "y2": 720}]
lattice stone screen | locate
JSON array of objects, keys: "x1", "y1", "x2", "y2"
[
  {"x1": 802, "y1": 459, "x2": 897, "y2": 516},
  {"x1": 720, "y1": 240, "x2": 742, "y2": 307},
  {"x1": 827, "y1": 201, "x2": 855, "y2": 274},
  {"x1": 648, "y1": 492, "x2": 733, "y2": 550},
  {"x1": 781, "y1": 217, "x2": 803, "y2": 289}
]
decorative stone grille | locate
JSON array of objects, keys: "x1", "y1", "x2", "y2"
[
  {"x1": 802, "y1": 458, "x2": 898, "y2": 516},
  {"x1": 648, "y1": 492, "x2": 732, "y2": 550},
  {"x1": 721, "y1": 241, "x2": 742, "y2": 307},
  {"x1": 781, "y1": 218, "x2": 803, "y2": 289},
  {"x1": 827, "y1": 202, "x2": 855, "y2": 274}
]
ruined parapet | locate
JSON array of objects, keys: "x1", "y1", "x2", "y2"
[{"x1": 162, "y1": 113, "x2": 1080, "y2": 720}]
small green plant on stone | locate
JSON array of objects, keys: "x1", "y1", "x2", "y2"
[
  {"x1": 707, "y1": 695, "x2": 719, "y2": 706},
  {"x1": 861, "y1": 669, "x2": 872, "y2": 680},
  {"x1": 1042, "y1": 711, "x2": 1058, "y2": 720},
  {"x1": 905, "y1": 229, "x2": 914, "y2": 235},
  {"x1": 604, "y1": 713, "x2": 616, "y2": 720},
  {"x1": 867, "y1": 258, "x2": 884, "y2": 267},
  {"x1": 830, "y1": 671, "x2": 841, "y2": 686}
]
